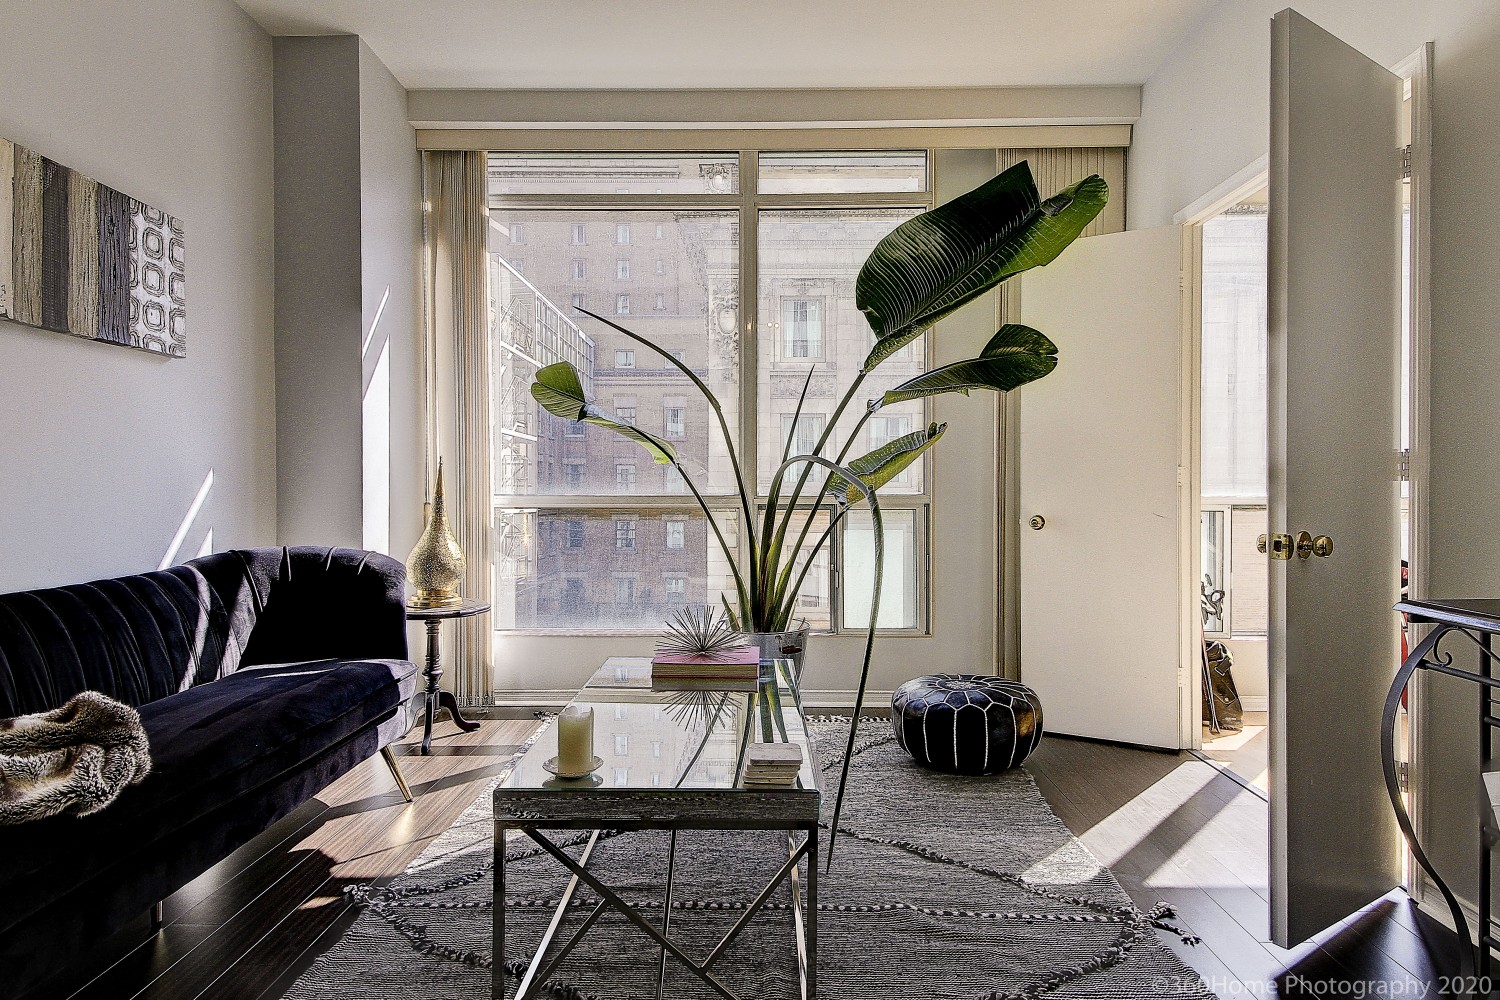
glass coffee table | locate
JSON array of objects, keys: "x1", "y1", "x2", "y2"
[{"x1": 493, "y1": 656, "x2": 820, "y2": 1000}]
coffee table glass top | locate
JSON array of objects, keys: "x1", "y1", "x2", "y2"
[{"x1": 503, "y1": 657, "x2": 819, "y2": 794}]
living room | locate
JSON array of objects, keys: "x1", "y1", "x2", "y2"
[{"x1": 2, "y1": 2, "x2": 1499, "y2": 998}]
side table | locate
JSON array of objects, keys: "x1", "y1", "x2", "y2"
[{"x1": 406, "y1": 599, "x2": 488, "y2": 755}]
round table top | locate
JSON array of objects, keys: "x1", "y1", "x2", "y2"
[{"x1": 405, "y1": 598, "x2": 491, "y2": 621}]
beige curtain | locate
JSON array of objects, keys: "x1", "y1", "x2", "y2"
[{"x1": 423, "y1": 150, "x2": 494, "y2": 707}]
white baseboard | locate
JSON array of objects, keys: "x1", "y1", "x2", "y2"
[{"x1": 1240, "y1": 695, "x2": 1268, "y2": 713}]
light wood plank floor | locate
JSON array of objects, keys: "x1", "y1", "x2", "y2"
[{"x1": 26, "y1": 721, "x2": 1459, "y2": 1000}]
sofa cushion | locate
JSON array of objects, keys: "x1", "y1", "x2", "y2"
[{"x1": 0, "y1": 656, "x2": 417, "y2": 931}]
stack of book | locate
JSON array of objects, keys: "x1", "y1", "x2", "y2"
[
  {"x1": 650, "y1": 645, "x2": 761, "y2": 683},
  {"x1": 742, "y1": 743, "x2": 803, "y2": 787}
]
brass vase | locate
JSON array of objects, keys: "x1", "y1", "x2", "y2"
[{"x1": 407, "y1": 460, "x2": 466, "y2": 608}]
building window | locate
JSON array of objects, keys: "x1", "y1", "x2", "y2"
[
  {"x1": 665, "y1": 518, "x2": 685, "y2": 550},
  {"x1": 614, "y1": 518, "x2": 636, "y2": 550},
  {"x1": 666, "y1": 576, "x2": 687, "y2": 600},
  {"x1": 615, "y1": 349, "x2": 635, "y2": 369},
  {"x1": 509, "y1": 222, "x2": 525, "y2": 244},
  {"x1": 565, "y1": 420, "x2": 586, "y2": 438},
  {"x1": 616, "y1": 223, "x2": 632, "y2": 244},
  {"x1": 617, "y1": 259, "x2": 631, "y2": 280},
  {"x1": 566, "y1": 518, "x2": 585, "y2": 549},
  {"x1": 614, "y1": 734, "x2": 629, "y2": 755},
  {"x1": 655, "y1": 293, "x2": 666, "y2": 311},
  {"x1": 614, "y1": 577, "x2": 635, "y2": 606},
  {"x1": 571, "y1": 259, "x2": 586, "y2": 280},
  {"x1": 617, "y1": 294, "x2": 631, "y2": 315},
  {"x1": 664, "y1": 406, "x2": 686, "y2": 438},
  {"x1": 780, "y1": 413, "x2": 827, "y2": 457},
  {"x1": 616, "y1": 463, "x2": 637, "y2": 490},
  {"x1": 615, "y1": 397, "x2": 636, "y2": 421},
  {"x1": 781, "y1": 298, "x2": 824, "y2": 359},
  {"x1": 613, "y1": 767, "x2": 629, "y2": 786},
  {"x1": 656, "y1": 259, "x2": 665, "y2": 275},
  {"x1": 571, "y1": 223, "x2": 586, "y2": 245},
  {"x1": 564, "y1": 464, "x2": 584, "y2": 488},
  {"x1": 561, "y1": 578, "x2": 586, "y2": 615},
  {"x1": 571, "y1": 293, "x2": 586, "y2": 310},
  {"x1": 655, "y1": 224, "x2": 664, "y2": 239}
]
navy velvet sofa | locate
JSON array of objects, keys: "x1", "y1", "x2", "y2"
[{"x1": 0, "y1": 546, "x2": 419, "y2": 996}]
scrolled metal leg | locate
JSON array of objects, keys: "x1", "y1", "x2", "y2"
[{"x1": 381, "y1": 745, "x2": 413, "y2": 803}]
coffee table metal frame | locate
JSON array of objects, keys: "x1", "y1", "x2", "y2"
[{"x1": 492, "y1": 659, "x2": 819, "y2": 1000}]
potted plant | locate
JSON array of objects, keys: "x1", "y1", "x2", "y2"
[{"x1": 531, "y1": 161, "x2": 1107, "y2": 851}]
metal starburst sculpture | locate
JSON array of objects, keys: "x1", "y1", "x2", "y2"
[{"x1": 657, "y1": 605, "x2": 745, "y2": 659}]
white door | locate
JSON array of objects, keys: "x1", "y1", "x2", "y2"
[
  {"x1": 1019, "y1": 226, "x2": 1188, "y2": 750},
  {"x1": 1268, "y1": 8, "x2": 1404, "y2": 947}
]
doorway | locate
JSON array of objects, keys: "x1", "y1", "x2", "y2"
[{"x1": 1196, "y1": 192, "x2": 1271, "y2": 795}]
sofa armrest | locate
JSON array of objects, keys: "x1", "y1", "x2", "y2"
[{"x1": 227, "y1": 547, "x2": 410, "y2": 667}]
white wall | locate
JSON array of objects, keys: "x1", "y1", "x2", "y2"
[
  {"x1": 0, "y1": 0, "x2": 276, "y2": 592},
  {"x1": 1132, "y1": 0, "x2": 1500, "y2": 910}
]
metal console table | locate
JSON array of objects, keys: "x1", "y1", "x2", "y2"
[
  {"x1": 492, "y1": 656, "x2": 820, "y2": 1000},
  {"x1": 1384, "y1": 598, "x2": 1500, "y2": 997}
]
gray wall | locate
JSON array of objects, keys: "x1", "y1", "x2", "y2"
[
  {"x1": 273, "y1": 36, "x2": 422, "y2": 558},
  {"x1": 1130, "y1": 0, "x2": 1500, "y2": 912},
  {"x1": 0, "y1": 0, "x2": 276, "y2": 592},
  {"x1": 359, "y1": 41, "x2": 425, "y2": 562}
]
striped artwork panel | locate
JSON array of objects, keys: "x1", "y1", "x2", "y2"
[
  {"x1": 0, "y1": 136, "x2": 186, "y2": 356},
  {"x1": 12, "y1": 144, "x2": 43, "y2": 328},
  {"x1": 0, "y1": 140, "x2": 12, "y2": 320},
  {"x1": 96, "y1": 184, "x2": 132, "y2": 346}
]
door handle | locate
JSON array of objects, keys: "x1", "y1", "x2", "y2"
[
  {"x1": 1258, "y1": 533, "x2": 1293, "y2": 560},
  {"x1": 1292, "y1": 531, "x2": 1335, "y2": 559},
  {"x1": 1028, "y1": 515, "x2": 1045, "y2": 530}
]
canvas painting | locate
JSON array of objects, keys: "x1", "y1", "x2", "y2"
[{"x1": 0, "y1": 137, "x2": 186, "y2": 357}]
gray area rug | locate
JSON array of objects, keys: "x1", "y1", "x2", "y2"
[{"x1": 286, "y1": 719, "x2": 1215, "y2": 1000}]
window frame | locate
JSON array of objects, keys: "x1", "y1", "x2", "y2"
[
  {"x1": 489, "y1": 149, "x2": 936, "y2": 637},
  {"x1": 1201, "y1": 497, "x2": 1270, "y2": 640}
]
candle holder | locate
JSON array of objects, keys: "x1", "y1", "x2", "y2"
[{"x1": 542, "y1": 755, "x2": 603, "y2": 780}]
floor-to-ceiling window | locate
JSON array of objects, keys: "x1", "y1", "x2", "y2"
[{"x1": 486, "y1": 151, "x2": 932, "y2": 634}]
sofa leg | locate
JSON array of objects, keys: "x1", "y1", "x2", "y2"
[
  {"x1": 151, "y1": 901, "x2": 164, "y2": 932},
  {"x1": 381, "y1": 745, "x2": 414, "y2": 803}
]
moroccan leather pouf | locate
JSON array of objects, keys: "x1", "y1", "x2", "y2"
[{"x1": 891, "y1": 674, "x2": 1044, "y2": 775}]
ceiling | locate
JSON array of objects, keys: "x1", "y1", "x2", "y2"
[{"x1": 232, "y1": 0, "x2": 1214, "y2": 91}]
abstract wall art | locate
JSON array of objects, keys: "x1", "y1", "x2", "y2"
[{"x1": 0, "y1": 137, "x2": 186, "y2": 357}]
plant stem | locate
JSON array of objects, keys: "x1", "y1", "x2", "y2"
[
  {"x1": 575, "y1": 309, "x2": 760, "y2": 604},
  {"x1": 671, "y1": 455, "x2": 750, "y2": 623},
  {"x1": 761, "y1": 373, "x2": 869, "y2": 627},
  {"x1": 768, "y1": 407, "x2": 876, "y2": 624}
]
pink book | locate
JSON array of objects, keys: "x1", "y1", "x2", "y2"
[{"x1": 651, "y1": 645, "x2": 761, "y2": 667}]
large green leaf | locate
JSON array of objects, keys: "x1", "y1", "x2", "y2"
[
  {"x1": 857, "y1": 162, "x2": 1107, "y2": 370},
  {"x1": 880, "y1": 325, "x2": 1058, "y2": 406},
  {"x1": 531, "y1": 361, "x2": 678, "y2": 464},
  {"x1": 827, "y1": 421, "x2": 947, "y2": 503}
]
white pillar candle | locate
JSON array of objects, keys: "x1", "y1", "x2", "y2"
[{"x1": 557, "y1": 705, "x2": 595, "y2": 774}]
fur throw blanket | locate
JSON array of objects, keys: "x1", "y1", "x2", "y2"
[{"x1": 0, "y1": 691, "x2": 152, "y2": 824}]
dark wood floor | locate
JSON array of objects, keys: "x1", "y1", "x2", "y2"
[
  {"x1": 24, "y1": 715, "x2": 540, "y2": 1000},
  {"x1": 26, "y1": 721, "x2": 1465, "y2": 1000},
  {"x1": 1029, "y1": 736, "x2": 1465, "y2": 999}
]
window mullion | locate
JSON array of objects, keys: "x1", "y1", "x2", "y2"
[{"x1": 739, "y1": 149, "x2": 759, "y2": 587}]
